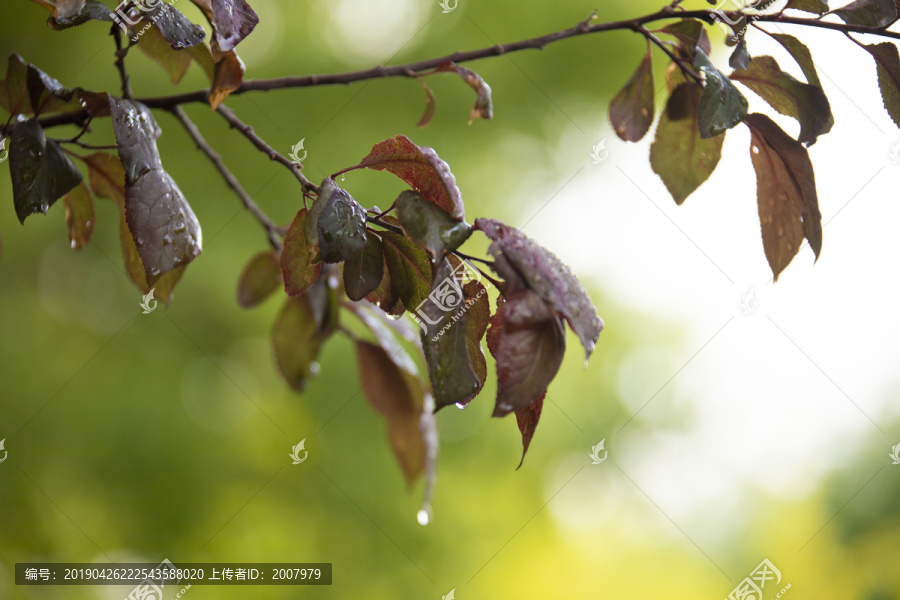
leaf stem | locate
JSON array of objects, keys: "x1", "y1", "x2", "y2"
[{"x1": 170, "y1": 105, "x2": 282, "y2": 250}]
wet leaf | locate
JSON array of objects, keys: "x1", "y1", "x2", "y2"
[
  {"x1": 419, "y1": 258, "x2": 483, "y2": 411},
  {"x1": 786, "y1": 0, "x2": 829, "y2": 13},
  {"x1": 338, "y1": 135, "x2": 465, "y2": 220},
  {"x1": 9, "y1": 119, "x2": 82, "y2": 223},
  {"x1": 609, "y1": 50, "x2": 655, "y2": 142},
  {"x1": 835, "y1": 0, "x2": 897, "y2": 27},
  {"x1": 650, "y1": 83, "x2": 724, "y2": 205},
  {"x1": 282, "y1": 208, "x2": 322, "y2": 296},
  {"x1": 137, "y1": 23, "x2": 194, "y2": 85},
  {"x1": 660, "y1": 19, "x2": 711, "y2": 58},
  {"x1": 109, "y1": 98, "x2": 202, "y2": 286},
  {"x1": 395, "y1": 190, "x2": 472, "y2": 259},
  {"x1": 0, "y1": 54, "x2": 83, "y2": 115},
  {"x1": 63, "y1": 181, "x2": 94, "y2": 249},
  {"x1": 515, "y1": 395, "x2": 543, "y2": 470},
  {"x1": 486, "y1": 290, "x2": 565, "y2": 418},
  {"x1": 694, "y1": 48, "x2": 748, "y2": 138},
  {"x1": 770, "y1": 34, "x2": 823, "y2": 87},
  {"x1": 344, "y1": 232, "x2": 385, "y2": 301},
  {"x1": 379, "y1": 228, "x2": 433, "y2": 311},
  {"x1": 85, "y1": 152, "x2": 184, "y2": 303},
  {"x1": 272, "y1": 294, "x2": 329, "y2": 392},
  {"x1": 365, "y1": 253, "x2": 405, "y2": 317},
  {"x1": 356, "y1": 340, "x2": 427, "y2": 484},
  {"x1": 30, "y1": 0, "x2": 85, "y2": 19},
  {"x1": 729, "y1": 38, "x2": 751, "y2": 71},
  {"x1": 731, "y1": 55, "x2": 833, "y2": 145},
  {"x1": 435, "y1": 61, "x2": 493, "y2": 123},
  {"x1": 190, "y1": 0, "x2": 259, "y2": 52},
  {"x1": 863, "y1": 42, "x2": 900, "y2": 128},
  {"x1": 745, "y1": 113, "x2": 822, "y2": 279},
  {"x1": 237, "y1": 250, "x2": 281, "y2": 308},
  {"x1": 46, "y1": 0, "x2": 114, "y2": 29},
  {"x1": 137, "y1": 4, "x2": 206, "y2": 49},
  {"x1": 475, "y1": 219, "x2": 603, "y2": 359},
  {"x1": 415, "y1": 77, "x2": 436, "y2": 127},
  {"x1": 460, "y1": 277, "x2": 489, "y2": 402},
  {"x1": 209, "y1": 50, "x2": 244, "y2": 109},
  {"x1": 317, "y1": 184, "x2": 367, "y2": 263}
]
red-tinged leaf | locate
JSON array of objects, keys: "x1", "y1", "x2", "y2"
[
  {"x1": 770, "y1": 34, "x2": 823, "y2": 88},
  {"x1": 282, "y1": 208, "x2": 322, "y2": 296},
  {"x1": 137, "y1": 24, "x2": 194, "y2": 85},
  {"x1": 8, "y1": 119, "x2": 82, "y2": 223},
  {"x1": 190, "y1": 0, "x2": 258, "y2": 53},
  {"x1": 355, "y1": 340, "x2": 428, "y2": 484},
  {"x1": 109, "y1": 98, "x2": 202, "y2": 287},
  {"x1": 486, "y1": 290, "x2": 565, "y2": 418},
  {"x1": 744, "y1": 113, "x2": 822, "y2": 280},
  {"x1": 379, "y1": 228, "x2": 433, "y2": 312},
  {"x1": 78, "y1": 90, "x2": 111, "y2": 118},
  {"x1": 415, "y1": 77, "x2": 436, "y2": 127},
  {"x1": 731, "y1": 55, "x2": 833, "y2": 145},
  {"x1": 272, "y1": 294, "x2": 330, "y2": 392},
  {"x1": 237, "y1": 250, "x2": 281, "y2": 308},
  {"x1": 419, "y1": 258, "x2": 484, "y2": 411},
  {"x1": 395, "y1": 190, "x2": 472, "y2": 260},
  {"x1": 344, "y1": 232, "x2": 385, "y2": 301},
  {"x1": 475, "y1": 219, "x2": 603, "y2": 359},
  {"x1": 660, "y1": 19, "x2": 711, "y2": 58},
  {"x1": 863, "y1": 42, "x2": 900, "y2": 128},
  {"x1": 609, "y1": 50, "x2": 655, "y2": 142},
  {"x1": 63, "y1": 182, "x2": 94, "y2": 250},
  {"x1": 786, "y1": 0, "x2": 829, "y2": 14},
  {"x1": 365, "y1": 253, "x2": 405, "y2": 317},
  {"x1": 209, "y1": 50, "x2": 244, "y2": 110},
  {"x1": 84, "y1": 152, "x2": 184, "y2": 303},
  {"x1": 337, "y1": 135, "x2": 465, "y2": 220},
  {"x1": 461, "y1": 278, "x2": 490, "y2": 400},
  {"x1": 515, "y1": 395, "x2": 543, "y2": 470},
  {"x1": 835, "y1": 0, "x2": 897, "y2": 27},
  {"x1": 0, "y1": 55, "x2": 82, "y2": 116},
  {"x1": 347, "y1": 302, "x2": 420, "y2": 374},
  {"x1": 650, "y1": 82, "x2": 724, "y2": 205},
  {"x1": 435, "y1": 61, "x2": 493, "y2": 124},
  {"x1": 30, "y1": 0, "x2": 85, "y2": 19}
]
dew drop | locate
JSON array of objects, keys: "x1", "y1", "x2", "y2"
[
  {"x1": 173, "y1": 221, "x2": 186, "y2": 233},
  {"x1": 455, "y1": 402, "x2": 468, "y2": 410},
  {"x1": 416, "y1": 508, "x2": 431, "y2": 526},
  {"x1": 150, "y1": 267, "x2": 161, "y2": 277},
  {"x1": 70, "y1": 240, "x2": 77, "y2": 249},
  {"x1": 309, "y1": 361, "x2": 321, "y2": 376},
  {"x1": 163, "y1": 233, "x2": 173, "y2": 245}
]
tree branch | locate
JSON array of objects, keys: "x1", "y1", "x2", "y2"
[
  {"x1": 111, "y1": 25, "x2": 133, "y2": 100},
  {"x1": 170, "y1": 105, "x2": 282, "y2": 249},
  {"x1": 214, "y1": 104, "x2": 317, "y2": 196}
]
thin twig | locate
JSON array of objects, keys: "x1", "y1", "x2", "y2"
[
  {"x1": 214, "y1": 104, "x2": 317, "y2": 195},
  {"x1": 637, "y1": 24, "x2": 702, "y2": 85},
  {"x1": 111, "y1": 25, "x2": 133, "y2": 100},
  {"x1": 170, "y1": 105, "x2": 282, "y2": 249}
]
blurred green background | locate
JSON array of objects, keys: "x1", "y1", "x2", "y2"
[{"x1": 2, "y1": 0, "x2": 900, "y2": 598}]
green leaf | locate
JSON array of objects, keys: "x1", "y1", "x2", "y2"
[
  {"x1": 475, "y1": 219, "x2": 603, "y2": 359},
  {"x1": 419, "y1": 258, "x2": 483, "y2": 411},
  {"x1": 365, "y1": 252, "x2": 405, "y2": 317},
  {"x1": 729, "y1": 38, "x2": 751, "y2": 71},
  {"x1": 862, "y1": 42, "x2": 900, "y2": 128},
  {"x1": 85, "y1": 152, "x2": 184, "y2": 303},
  {"x1": 785, "y1": 0, "x2": 829, "y2": 14},
  {"x1": 137, "y1": 23, "x2": 194, "y2": 85},
  {"x1": 660, "y1": 19, "x2": 712, "y2": 58},
  {"x1": 770, "y1": 33, "x2": 823, "y2": 87},
  {"x1": 395, "y1": 190, "x2": 472, "y2": 259},
  {"x1": 744, "y1": 113, "x2": 822, "y2": 280},
  {"x1": 379, "y1": 228, "x2": 433, "y2": 312},
  {"x1": 63, "y1": 182, "x2": 94, "y2": 250},
  {"x1": 338, "y1": 135, "x2": 465, "y2": 220},
  {"x1": 0, "y1": 55, "x2": 83, "y2": 116},
  {"x1": 486, "y1": 289, "x2": 565, "y2": 418},
  {"x1": 434, "y1": 61, "x2": 493, "y2": 124},
  {"x1": 650, "y1": 83, "x2": 724, "y2": 204},
  {"x1": 693, "y1": 48, "x2": 749, "y2": 138},
  {"x1": 272, "y1": 295, "x2": 328, "y2": 392},
  {"x1": 282, "y1": 208, "x2": 322, "y2": 296},
  {"x1": 355, "y1": 340, "x2": 428, "y2": 484},
  {"x1": 237, "y1": 250, "x2": 281, "y2": 308},
  {"x1": 9, "y1": 119, "x2": 82, "y2": 224},
  {"x1": 609, "y1": 50, "x2": 655, "y2": 143},
  {"x1": 731, "y1": 55, "x2": 833, "y2": 145},
  {"x1": 344, "y1": 232, "x2": 385, "y2": 301},
  {"x1": 317, "y1": 184, "x2": 367, "y2": 263},
  {"x1": 835, "y1": 0, "x2": 897, "y2": 27},
  {"x1": 46, "y1": 0, "x2": 114, "y2": 29},
  {"x1": 109, "y1": 98, "x2": 202, "y2": 286}
]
